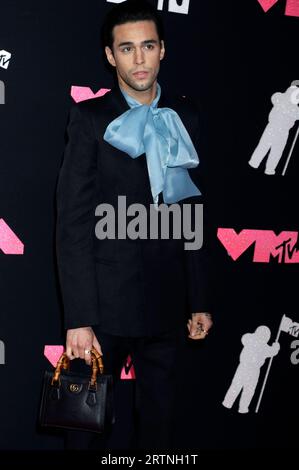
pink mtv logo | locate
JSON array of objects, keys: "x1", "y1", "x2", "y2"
[
  {"x1": 71, "y1": 86, "x2": 110, "y2": 103},
  {"x1": 44, "y1": 345, "x2": 135, "y2": 379},
  {"x1": 217, "y1": 228, "x2": 299, "y2": 263},
  {"x1": 0, "y1": 219, "x2": 24, "y2": 254},
  {"x1": 257, "y1": 0, "x2": 299, "y2": 16}
]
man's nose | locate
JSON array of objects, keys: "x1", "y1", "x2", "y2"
[{"x1": 134, "y1": 47, "x2": 145, "y2": 65}]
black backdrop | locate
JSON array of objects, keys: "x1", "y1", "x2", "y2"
[{"x1": 0, "y1": 0, "x2": 298, "y2": 451}]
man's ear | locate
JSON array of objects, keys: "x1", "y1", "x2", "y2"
[
  {"x1": 160, "y1": 40, "x2": 165, "y2": 61},
  {"x1": 105, "y1": 46, "x2": 116, "y2": 67}
]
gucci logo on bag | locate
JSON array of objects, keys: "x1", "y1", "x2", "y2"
[{"x1": 69, "y1": 383, "x2": 82, "y2": 393}]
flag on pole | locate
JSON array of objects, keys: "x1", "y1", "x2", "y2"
[{"x1": 279, "y1": 314, "x2": 299, "y2": 337}]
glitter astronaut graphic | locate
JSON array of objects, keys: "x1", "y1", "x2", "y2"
[
  {"x1": 248, "y1": 83, "x2": 299, "y2": 175},
  {"x1": 222, "y1": 326, "x2": 280, "y2": 413}
]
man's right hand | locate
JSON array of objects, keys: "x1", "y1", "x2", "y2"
[{"x1": 66, "y1": 326, "x2": 102, "y2": 365}]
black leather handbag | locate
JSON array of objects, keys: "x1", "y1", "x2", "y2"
[{"x1": 39, "y1": 348, "x2": 115, "y2": 434}]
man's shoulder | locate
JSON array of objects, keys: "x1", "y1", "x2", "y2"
[
  {"x1": 70, "y1": 89, "x2": 115, "y2": 116},
  {"x1": 162, "y1": 91, "x2": 201, "y2": 135},
  {"x1": 163, "y1": 90, "x2": 200, "y2": 117}
]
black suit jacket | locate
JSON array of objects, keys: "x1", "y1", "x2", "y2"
[{"x1": 56, "y1": 85, "x2": 211, "y2": 337}]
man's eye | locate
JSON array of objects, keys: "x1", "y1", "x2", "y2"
[
  {"x1": 145, "y1": 44, "x2": 154, "y2": 50},
  {"x1": 122, "y1": 47, "x2": 132, "y2": 53}
]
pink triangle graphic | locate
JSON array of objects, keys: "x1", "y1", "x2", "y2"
[
  {"x1": 257, "y1": 0, "x2": 278, "y2": 12},
  {"x1": 44, "y1": 345, "x2": 64, "y2": 367},
  {"x1": 121, "y1": 355, "x2": 136, "y2": 380},
  {"x1": 0, "y1": 219, "x2": 24, "y2": 254},
  {"x1": 71, "y1": 86, "x2": 111, "y2": 103}
]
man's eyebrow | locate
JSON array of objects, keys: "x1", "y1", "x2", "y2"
[{"x1": 117, "y1": 39, "x2": 159, "y2": 47}]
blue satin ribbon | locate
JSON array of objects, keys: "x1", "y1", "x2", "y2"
[{"x1": 104, "y1": 83, "x2": 201, "y2": 206}]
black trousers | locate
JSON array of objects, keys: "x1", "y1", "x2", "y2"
[{"x1": 65, "y1": 326, "x2": 183, "y2": 450}]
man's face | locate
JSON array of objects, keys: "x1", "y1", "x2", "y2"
[{"x1": 105, "y1": 20, "x2": 165, "y2": 94}]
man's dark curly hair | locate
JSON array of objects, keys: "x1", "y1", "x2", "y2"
[{"x1": 101, "y1": 0, "x2": 164, "y2": 51}]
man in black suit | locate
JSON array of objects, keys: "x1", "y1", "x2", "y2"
[{"x1": 56, "y1": 0, "x2": 213, "y2": 449}]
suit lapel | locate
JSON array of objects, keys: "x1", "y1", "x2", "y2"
[{"x1": 108, "y1": 85, "x2": 130, "y2": 115}]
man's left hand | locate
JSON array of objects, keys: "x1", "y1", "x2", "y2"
[{"x1": 187, "y1": 312, "x2": 213, "y2": 340}]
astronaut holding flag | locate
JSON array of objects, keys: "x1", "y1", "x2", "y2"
[
  {"x1": 255, "y1": 314, "x2": 299, "y2": 412},
  {"x1": 248, "y1": 81, "x2": 299, "y2": 175},
  {"x1": 222, "y1": 325, "x2": 280, "y2": 414},
  {"x1": 223, "y1": 314, "x2": 299, "y2": 414}
]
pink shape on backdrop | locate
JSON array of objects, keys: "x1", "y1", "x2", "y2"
[
  {"x1": 44, "y1": 345, "x2": 64, "y2": 367},
  {"x1": 257, "y1": 0, "x2": 299, "y2": 16},
  {"x1": 121, "y1": 355, "x2": 136, "y2": 380},
  {"x1": 257, "y1": 0, "x2": 278, "y2": 12},
  {"x1": 217, "y1": 228, "x2": 299, "y2": 263},
  {"x1": 253, "y1": 230, "x2": 299, "y2": 263},
  {"x1": 217, "y1": 228, "x2": 258, "y2": 261},
  {"x1": 285, "y1": 0, "x2": 299, "y2": 17},
  {"x1": 0, "y1": 219, "x2": 24, "y2": 254},
  {"x1": 71, "y1": 86, "x2": 111, "y2": 103},
  {"x1": 44, "y1": 345, "x2": 135, "y2": 379}
]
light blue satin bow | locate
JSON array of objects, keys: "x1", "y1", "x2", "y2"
[{"x1": 104, "y1": 83, "x2": 201, "y2": 206}]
